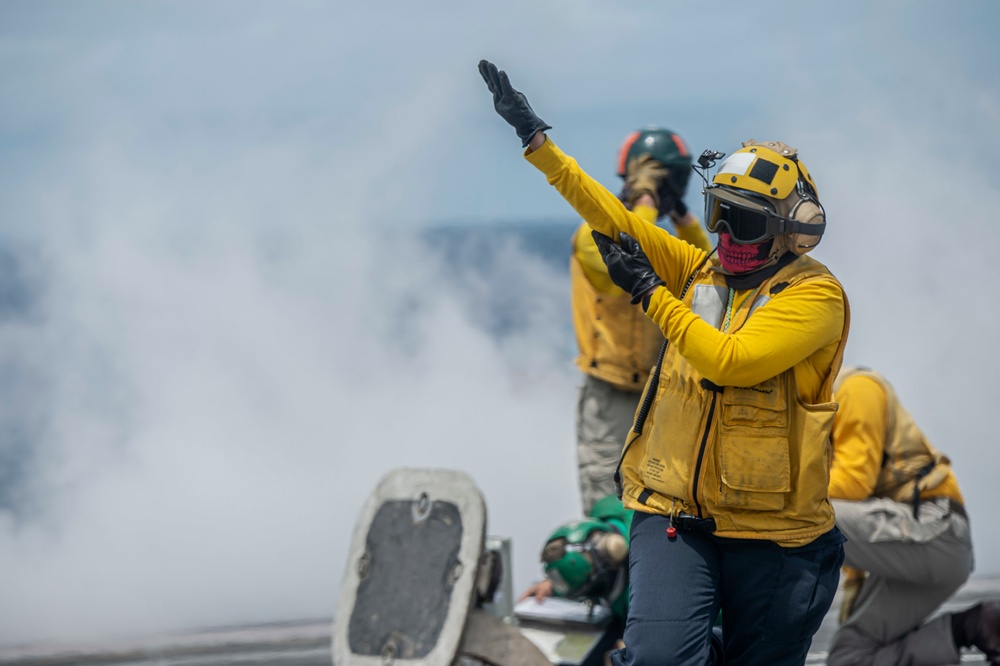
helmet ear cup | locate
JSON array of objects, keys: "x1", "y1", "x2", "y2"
[
  {"x1": 787, "y1": 199, "x2": 824, "y2": 255},
  {"x1": 596, "y1": 533, "x2": 628, "y2": 567}
]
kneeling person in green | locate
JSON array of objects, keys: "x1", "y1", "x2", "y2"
[
  {"x1": 521, "y1": 496, "x2": 723, "y2": 664},
  {"x1": 521, "y1": 495, "x2": 632, "y2": 622}
]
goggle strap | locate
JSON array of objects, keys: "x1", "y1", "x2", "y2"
[{"x1": 785, "y1": 219, "x2": 826, "y2": 236}]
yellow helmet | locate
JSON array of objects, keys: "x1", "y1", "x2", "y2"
[{"x1": 706, "y1": 140, "x2": 825, "y2": 256}]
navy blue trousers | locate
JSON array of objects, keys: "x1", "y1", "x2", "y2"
[{"x1": 610, "y1": 511, "x2": 844, "y2": 666}]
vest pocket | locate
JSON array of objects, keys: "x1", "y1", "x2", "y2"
[
  {"x1": 720, "y1": 377, "x2": 787, "y2": 430},
  {"x1": 719, "y1": 434, "x2": 791, "y2": 511},
  {"x1": 717, "y1": 378, "x2": 790, "y2": 510}
]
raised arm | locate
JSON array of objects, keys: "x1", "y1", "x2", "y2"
[{"x1": 478, "y1": 60, "x2": 708, "y2": 296}]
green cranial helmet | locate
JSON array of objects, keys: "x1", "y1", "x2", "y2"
[
  {"x1": 540, "y1": 518, "x2": 627, "y2": 600},
  {"x1": 616, "y1": 127, "x2": 694, "y2": 199}
]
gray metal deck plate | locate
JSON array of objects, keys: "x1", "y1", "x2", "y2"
[{"x1": 332, "y1": 468, "x2": 486, "y2": 666}]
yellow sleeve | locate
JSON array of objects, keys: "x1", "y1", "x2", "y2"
[
  {"x1": 573, "y1": 204, "x2": 659, "y2": 295},
  {"x1": 828, "y1": 375, "x2": 886, "y2": 500},
  {"x1": 643, "y1": 277, "x2": 846, "y2": 388},
  {"x1": 574, "y1": 223, "x2": 620, "y2": 294},
  {"x1": 526, "y1": 138, "x2": 709, "y2": 297},
  {"x1": 632, "y1": 203, "x2": 660, "y2": 226},
  {"x1": 673, "y1": 216, "x2": 713, "y2": 253}
]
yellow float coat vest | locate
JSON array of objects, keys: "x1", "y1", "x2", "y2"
[
  {"x1": 570, "y1": 226, "x2": 664, "y2": 392},
  {"x1": 620, "y1": 256, "x2": 850, "y2": 545},
  {"x1": 834, "y1": 367, "x2": 958, "y2": 506}
]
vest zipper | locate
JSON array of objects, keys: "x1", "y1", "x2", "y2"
[
  {"x1": 612, "y1": 253, "x2": 713, "y2": 500},
  {"x1": 692, "y1": 379, "x2": 722, "y2": 517}
]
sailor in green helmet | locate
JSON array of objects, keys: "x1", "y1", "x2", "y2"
[
  {"x1": 522, "y1": 494, "x2": 632, "y2": 621},
  {"x1": 521, "y1": 496, "x2": 724, "y2": 664}
]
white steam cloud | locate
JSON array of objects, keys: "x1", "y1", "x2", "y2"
[
  {"x1": 2, "y1": 0, "x2": 999, "y2": 647},
  {"x1": 0, "y1": 138, "x2": 580, "y2": 642}
]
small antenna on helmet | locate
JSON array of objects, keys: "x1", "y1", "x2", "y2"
[{"x1": 693, "y1": 149, "x2": 726, "y2": 192}]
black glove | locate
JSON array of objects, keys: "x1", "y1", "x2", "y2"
[
  {"x1": 671, "y1": 197, "x2": 688, "y2": 219},
  {"x1": 592, "y1": 231, "x2": 664, "y2": 305},
  {"x1": 478, "y1": 60, "x2": 552, "y2": 147},
  {"x1": 652, "y1": 179, "x2": 686, "y2": 220}
]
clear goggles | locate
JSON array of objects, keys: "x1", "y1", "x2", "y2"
[{"x1": 705, "y1": 186, "x2": 824, "y2": 245}]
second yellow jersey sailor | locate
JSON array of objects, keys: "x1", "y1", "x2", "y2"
[{"x1": 571, "y1": 204, "x2": 712, "y2": 391}]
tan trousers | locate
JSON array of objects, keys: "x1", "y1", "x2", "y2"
[
  {"x1": 575, "y1": 375, "x2": 641, "y2": 514},
  {"x1": 827, "y1": 497, "x2": 974, "y2": 666}
]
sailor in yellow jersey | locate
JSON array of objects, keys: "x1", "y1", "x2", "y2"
[
  {"x1": 573, "y1": 128, "x2": 712, "y2": 514},
  {"x1": 480, "y1": 60, "x2": 848, "y2": 666},
  {"x1": 827, "y1": 367, "x2": 1000, "y2": 665}
]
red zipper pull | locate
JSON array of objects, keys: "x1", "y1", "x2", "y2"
[{"x1": 666, "y1": 525, "x2": 677, "y2": 539}]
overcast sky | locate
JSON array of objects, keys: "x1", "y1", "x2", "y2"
[{"x1": 1, "y1": 0, "x2": 999, "y2": 645}]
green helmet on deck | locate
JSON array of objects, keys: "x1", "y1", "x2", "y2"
[
  {"x1": 540, "y1": 515, "x2": 629, "y2": 616},
  {"x1": 616, "y1": 127, "x2": 694, "y2": 202}
]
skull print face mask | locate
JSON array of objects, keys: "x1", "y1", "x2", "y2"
[{"x1": 717, "y1": 232, "x2": 774, "y2": 274}]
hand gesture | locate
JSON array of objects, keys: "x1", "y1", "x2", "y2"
[
  {"x1": 478, "y1": 60, "x2": 552, "y2": 147},
  {"x1": 623, "y1": 155, "x2": 687, "y2": 220},
  {"x1": 592, "y1": 231, "x2": 664, "y2": 305},
  {"x1": 623, "y1": 155, "x2": 669, "y2": 208}
]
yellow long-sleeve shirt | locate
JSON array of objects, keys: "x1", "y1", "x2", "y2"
[
  {"x1": 829, "y1": 373, "x2": 964, "y2": 503},
  {"x1": 528, "y1": 138, "x2": 845, "y2": 404},
  {"x1": 829, "y1": 374, "x2": 888, "y2": 500}
]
